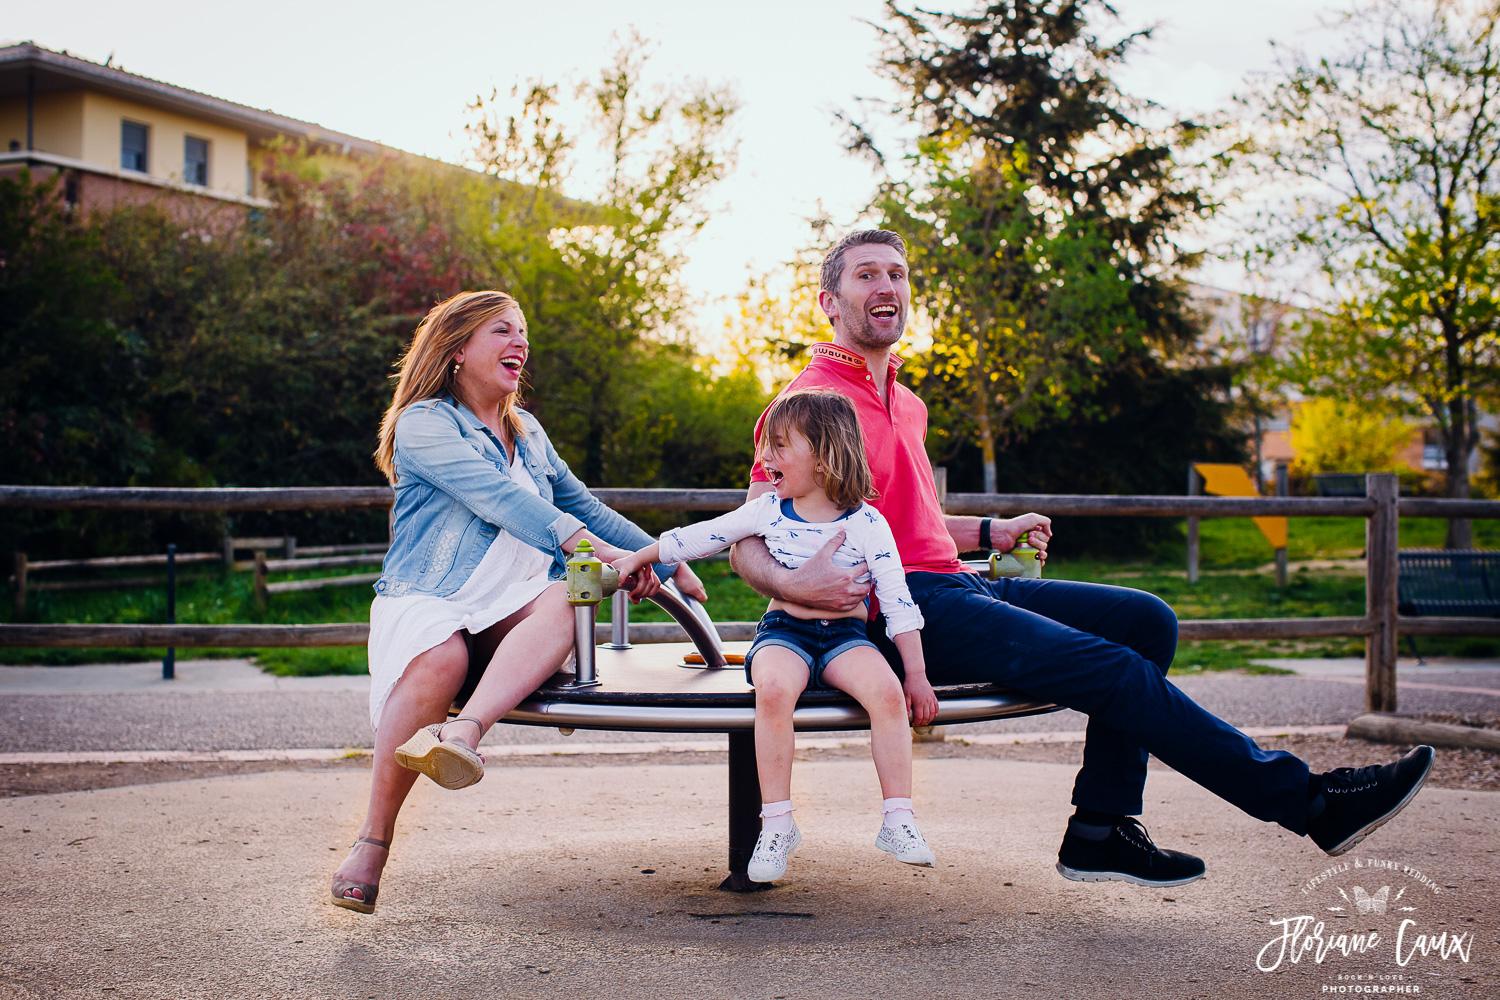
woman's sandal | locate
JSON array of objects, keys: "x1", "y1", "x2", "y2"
[
  {"x1": 393, "y1": 716, "x2": 487, "y2": 790},
  {"x1": 330, "y1": 836, "x2": 390, "y2": 914}
]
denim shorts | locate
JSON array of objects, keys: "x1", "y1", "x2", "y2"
[{"x1": 743, "y1": 611, "x2": 879, "y2": 688}]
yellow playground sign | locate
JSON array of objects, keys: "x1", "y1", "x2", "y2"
[{"x1": 1192, "y1": 463, "x2": 1288, "y2": 550}]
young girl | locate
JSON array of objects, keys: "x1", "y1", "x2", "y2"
[{"x1": 612, "y1": 389, "x2": 938, "y2": 883}]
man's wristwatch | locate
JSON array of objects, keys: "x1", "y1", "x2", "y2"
[{"x1": 979, "y1": 517, "x2": 993, "y2": 551}]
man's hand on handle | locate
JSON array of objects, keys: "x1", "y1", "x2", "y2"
[{"x1": 995, "y1": 513, "x2": 1052, "y2": 565}]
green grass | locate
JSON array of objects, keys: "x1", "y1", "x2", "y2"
[
  {"x1": 8, "y1": 515, "x2": 1500, "y2": 675},
  {"x1": 1159, "y1": 516, "x2": 1500, "y2": 571}
]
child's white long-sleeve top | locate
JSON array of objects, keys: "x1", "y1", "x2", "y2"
[{"x1": 656, "y1": 493, "x2": 924, "y2": 640}]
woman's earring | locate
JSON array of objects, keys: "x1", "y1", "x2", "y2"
[{"x1": 452, "y1": 361, "x2": 461, "y2": 376}]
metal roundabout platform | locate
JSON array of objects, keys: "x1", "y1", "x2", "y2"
[{"x1": 469, "y1": 562, "x2": 1056, "y2": 892}]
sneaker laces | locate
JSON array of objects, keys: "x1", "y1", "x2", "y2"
[
  {"x1": 1114, "y1": 817, "x2": 1158, "y2": 854},
  {"x1": 1321, "y1": 765, "x2": 1383, "y2": 795}
]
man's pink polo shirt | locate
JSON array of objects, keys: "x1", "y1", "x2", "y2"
[{"x1": 750, "y1": 342, "x2": 966, "y2": 575}]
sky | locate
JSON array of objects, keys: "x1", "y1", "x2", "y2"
[{"x1": 6, "y1": 0, "x2": 1350, "y2": 329}]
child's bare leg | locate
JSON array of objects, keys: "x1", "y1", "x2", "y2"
[
  {"x1": 750, "y1": 649, "x2": 811, "y2": 803},
  {"x1": 823, "y1": 647, "x2": 936, "y2": 866},
  {"x1": 821, "y1": 647, "x2": 911, "y2": 798}
]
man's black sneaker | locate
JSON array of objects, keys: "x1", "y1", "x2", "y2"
[
  {"x1": 1055, "y1": 817, "x2": 1206, "y2": 887},
  {"x1": 1307, "y1": 745, "x2": 1434, "y2": 856}
]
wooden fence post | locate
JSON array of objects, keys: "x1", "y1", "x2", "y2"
[
  {"x1": 221, "y1": 535, "x2": 235, "y2": 577},
  {"x1": 12, "y1": 552, "x2": 26, "y2": 618},
  {"x1": 1274, "y1": 463, "x2": 1289, "y2": 589},
  {"x1": 1365, "y1": 473, "x2": 1399, "y2": 713},
  {"x1": 283, "y1": 535, "x2": 296, "y2": 560},
  {"x1": 932, "y1": 466, "x2": 948, "y2": 514},
  {"x1": 253, "y1": 551, "x2": 269, "y2": 608},
  {"x1": 1186, "y1": 465, "x2": 1201, "y2": 583}
]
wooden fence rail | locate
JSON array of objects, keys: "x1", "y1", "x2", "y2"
[
  {"x1": 19, "y1": 484, "x2": 1494, "y2": 518},
  {"x1": 6, "y1": 476, "x2": 1500, "y2": 713}
]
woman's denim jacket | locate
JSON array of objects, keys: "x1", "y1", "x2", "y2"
[{"x1": 374, "y1": 397, "x2": 666, "y2": 598}]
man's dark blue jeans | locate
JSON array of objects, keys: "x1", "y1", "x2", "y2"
[{"x1": 870, "y1": 572, "x2": 1312, "y2": 834}]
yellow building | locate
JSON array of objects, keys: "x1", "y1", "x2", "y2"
[{"x1": 0, "y1": 41, "x2": 395, "y2": 214}]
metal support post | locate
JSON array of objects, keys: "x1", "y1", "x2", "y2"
[
  {"x1": 1186, "y1": 464, "x2": 1201, "y2": 584},
  {"x1": 569, "y1": 604, "x2": 601, "y2": 687},
  {"x1": 1365, "y1": 473, "x2": 1399, "y2": 713},
  {"x1": 163, "y1": 544, "x2": 176, "y2": 680},
  {"x1": 607, "y1": 589, "x2": 631, "y2": 649},
  {"x1": 719, "y1": 730, "x2": 772, "y2": 892},
  {"x1": 1274, "y1": 463, "x2": 1289, "y2": 589}
]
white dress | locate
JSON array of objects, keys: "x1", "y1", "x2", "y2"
[{"x1": 366, "y1": 450, "x2": 557, "y2": 730}]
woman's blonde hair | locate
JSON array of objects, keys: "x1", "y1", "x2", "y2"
[
  {"x1": 760, "y1": 389, "x2": 877, "y2": 511},
  {"x1": 374, "y1": 290, "x2": 527, "y2": 483}
]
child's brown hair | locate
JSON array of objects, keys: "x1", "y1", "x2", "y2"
[{"x1": 761, "y1": 389, "x2": 877, "y2": 511}]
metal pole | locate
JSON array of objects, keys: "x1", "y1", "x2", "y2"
[
  {"x1": 1186, "y1": 465, "x2": 1201, "y2": 584},
  {"x1": 1274, "y1": 463, "x2": 1289, "y2": 589},
  {"x1": 162, "y1": 544, "x2": 176, "y2": 680},
  {"x1": 719, "y1": 730, "x2": 772, "y2": 892},
  {"x1": 569, "y1": 605, "x2": 600, "y2": 687},
  {"x1": 1365, "y1": 473, "x2": 1399, "y2": 713},
  {"x1": 607, "y1": 589, "x2": 631, "y2": 649}
]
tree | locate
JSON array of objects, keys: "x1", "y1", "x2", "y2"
[
  {"x1": 1289, "y1": 398, "x2": 1416, "y2": 476},
  {"x1": 464, "y1": 34, "x2": 739, "y2": 485},
  {"x1": 1243, "y1": 0, "x2": 1500, "y2": 546},
  {"x1": 850, "y1": 0, "x2": 1212, "y2": 492}
]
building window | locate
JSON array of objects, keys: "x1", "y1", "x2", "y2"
[
  {"x1": 184, "y1": 136, "x2": 209, "y2": 186},
  {"x1": 121, "y1": 121, "x2": 149, "y2": 172}
]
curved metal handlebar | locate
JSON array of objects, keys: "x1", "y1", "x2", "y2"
[{"x1": 646, "y1": 580, "x2": 726, "y2": 669}]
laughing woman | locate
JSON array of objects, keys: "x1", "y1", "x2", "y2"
[{"x1": 330, "y1": 290, "x2": 706, "y2": 913}]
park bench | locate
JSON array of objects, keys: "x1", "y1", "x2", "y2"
[
  {"x1": 456, "y1": 544, "x2": 1055, "y2": 892},
  {"x1": 1397, "y1": 549, "x2": 1500, "y2": 659}
]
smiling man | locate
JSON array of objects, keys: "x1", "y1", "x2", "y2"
[{"x1": 730, "y1": 229, "x2": 1435, "y2": 888}]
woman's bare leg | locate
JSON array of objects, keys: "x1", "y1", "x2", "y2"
[
  {"x1": 750, "y1": 650, "x2": 811, "y2": 803},
  {"x1": 333, "y1": 632, "x2": 470, "y2": 895},
  {"x1": 821, "y1": 648, "x2": 912, "y2": 799},
  {"x1": 434, "y1": 582, "x2": 575, "y2": 752}
]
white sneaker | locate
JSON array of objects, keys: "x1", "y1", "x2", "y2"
[
  {"x1": 876, "y1": 820, "x2": 936, "y2": 867},
  {"x1": 746, "y1": 822, "x2": 802, "y2": 882}
]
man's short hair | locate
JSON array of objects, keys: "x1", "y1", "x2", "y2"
[{"x1": 819, "y1": 230, "x2": 907, "y2": 296}]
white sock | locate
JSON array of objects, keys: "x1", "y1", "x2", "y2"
[
  {"x1": 760, "y1": 800, "x2": 795, "y2": 834},
  {"x1": 882, "y1": 797, "x2": 916, "y2": 829}
]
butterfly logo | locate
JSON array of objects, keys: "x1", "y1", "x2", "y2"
[{"x1": 1352, "y1": 886, "x2": 1390, "y2": 915}]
